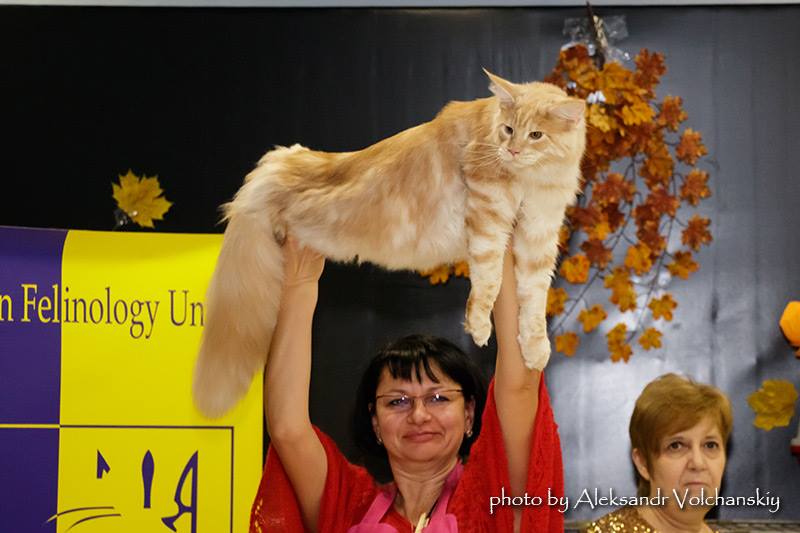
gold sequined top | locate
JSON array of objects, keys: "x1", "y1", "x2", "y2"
[{"x1": 583, "y1": 506, "x2": 719, "y2": 533}]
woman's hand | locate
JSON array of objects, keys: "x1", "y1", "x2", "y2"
[{"x1": 282, "y1": 235, "x2": 325, "y2": 288}]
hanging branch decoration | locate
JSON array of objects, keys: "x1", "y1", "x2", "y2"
[
  {"x1": 112, "y1": 170, "x2": 173, "y2": 230},
  {"x1": 540, "y1": 44, "x2": 714, "y2": 361}
]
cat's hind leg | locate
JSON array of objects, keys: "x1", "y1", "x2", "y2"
[{"x1": 464, "y1": 193, "x2": 515, "y2": 346}]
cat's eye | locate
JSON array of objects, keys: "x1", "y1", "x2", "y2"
[
  {"x1": 529, "y1": 131, "x2": 543, "y2": 140},
  {"x1": 503, "y1": 124, "x2": 514, "y2": 135}
]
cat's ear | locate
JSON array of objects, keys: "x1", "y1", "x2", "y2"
[
  {"x1": 551, "y1": 98, "x2": 586, "y2": 128},
  {"x1": 483, "y1": 68, "x2": 517, "y2": 107}
]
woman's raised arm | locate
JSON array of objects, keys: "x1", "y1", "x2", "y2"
[
  {"x1": 491, "y1": 244, "x2": 541, "y2": 498},
  {"x1": 264, "y1": 236, "x2": 327, "y2": 532}
]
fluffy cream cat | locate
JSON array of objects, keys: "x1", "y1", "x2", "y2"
[{"x1": 194, "y1": 70, "x2": 585, "y2": 417}]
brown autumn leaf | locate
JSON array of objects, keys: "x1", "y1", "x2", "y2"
[
  {"x1": 639, "y1": 327, "x2": 663, "y2": 350},
  {"x1": 640, "y1": 141, "x2": 674, "y2": 189},
  {"x1": 555, "y1": 332, "x2": 580, "y2": 357},
  {"x1": 680, "y1": 169, "x2": 712, "y2": 206},
  {"x1": 637, "y1": 224, "x2": 667, "y2": 256},
  {"x1": 682, "y1": 215, "x2": 712, "y2": 251},
  {"x1": 591, "y1": 172, "x2": 636, "y2": 207},
  {"x1": 559, "y1": 254, "x2": 591, "y2": 284},
  {"x1": 676, "y1": 128, "x2": 708, "y2": 165},
  {"x1": 667, "y1": 250, "x2": 700, "y2": 279},
  {"x1": 647, "y1": 186, "x2": 680, "y2": 217},
  {"x1": 547, "y1": 287, "x2": 569, "y2": 317},
  {"x1": 625, "y1": 242, "x2": 654, "y2": 275},
  {"x1": 569, "y1": 205, "x2": 603, "y2": 232},
  {"x1": 579, "y1": 304, "x2": 608, "y2": 333},
  {"x1": 581, "y1": 238, "x2": 613, "y2": 269},
  {"x1": 634, "y1": 49, "x2": 666, "y2": 97},
  {"x1": 657, "y1": 95, "x2": 688, "y2": 131},
  {"x1": 649, "y1": 294, "x2": 678, "y2": 321}
]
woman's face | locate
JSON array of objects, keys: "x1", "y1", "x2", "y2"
[
  {"x1": 634, "y1": 416, "x2": 726, "y2": 504},
  {"x1": 371, "y1": 363, "x2": 474, "y2": 467}
]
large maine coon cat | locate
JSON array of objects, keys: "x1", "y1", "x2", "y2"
[{"x1": 194, "y1": 70, "x2": 586, "y2": 416}]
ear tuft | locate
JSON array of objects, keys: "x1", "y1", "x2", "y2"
[{"x1": 483, "y1": 68, "x2": 516, "y2": 107}]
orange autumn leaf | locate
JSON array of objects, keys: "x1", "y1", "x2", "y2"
[
  {"x1": 559, "y1": 254, "x2": 591, "y2": 284},
  {"x1": 547, "y1": 287, "x2": 569, "y2": 317},
  {"x1": 647, "y1": 186, "x2": 680, "y2": 217},
  {"x1": 588, "y1": 104, "x2": 614, "y2": 133},
  {"x1": 555, "y1": 332, "x2": 580, "y2": 357},
  {"x1": 657, "y1": 95, "x2": 688, "y2": 131},
  {"x1": 569, "y1": 205, "x2": 603, "y2": 231},
  {"x1": 579, "y1": 304, "x2": 607, "y2": 333},
  {"x1": 640, "y1": 141, "x2": 674, "y2": 189},
  {"x1": 634, "y1": 49, "x2": 666, "y2": 95},
  {"x1": 680, "y1": 169, "x2": 712, "y2": 206},
  {"x1": 558, "y1": 224, "x2": 572, "y2": 250},
  {"x1": 420, "y1": 264, "x2": 450, "y2": 285},
  {"x1": 620, "y1": 100, "x2": 655, "y2": 127},
  {"x1": 649, "y1": 294, "x2": 678, "y2": 321},
  {"x1": 637, "y1": 224, "x2": 667, "y2": 256},
  {"x1": 682, "y1": 215, "x2": 712, "y2": 251},
  {"x1": 625, "y1": 242, "x2": 654, "y2": 275},
  {"x1": 607, "y1": 323, "x2": 632, "y2": 362},
  {"x1": 667, "y1": 250, "x2": 700, "y2": 279},
  {"x1": 676, "y1": 128, "x2": 708, "y2": 165},
  {"x1": 581, "y1": 238, "x2": 613, "y2": 269},
  {"x1": 604, "y1": 267, "x2": 637, "y2": 312},
  {"x1": 639, "y1": 327, "x2": 663, "y2": 350},
  {"x1": 591, "y1": 172, "x2": 636, "y2": 207},
  {"x1": 588, "y1": 220, "x2": 612, "y2": 241}
]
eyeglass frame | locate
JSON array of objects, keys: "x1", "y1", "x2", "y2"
[{"x1": 372, "y1": 388, "x2": 465, "y2": 413}]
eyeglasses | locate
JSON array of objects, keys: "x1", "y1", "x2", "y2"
[{"x1": 374, "y1": 389, "x2": 464, "y2": 413}]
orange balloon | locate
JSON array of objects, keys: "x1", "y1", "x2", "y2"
[{"x1": 779, "y1": 302, "x2": 800, "y2": 356}]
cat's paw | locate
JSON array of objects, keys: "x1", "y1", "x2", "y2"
[
  {"x1": 519, "y1": 334, "x2": 551, "y2": 370},
  {"x1": 465, "y1": 315, "x2": 492, "y2": 347}
]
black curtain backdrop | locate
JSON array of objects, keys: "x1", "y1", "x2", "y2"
[{"x1": 2, "y1": 5, "x2": 799, "y2": 521}]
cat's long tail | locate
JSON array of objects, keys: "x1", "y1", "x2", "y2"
[{"x1": 193, "y1": 163, "x2": 285, "y2": 418}]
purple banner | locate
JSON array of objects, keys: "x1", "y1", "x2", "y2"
[{"x1": 0, "y1": 226, "x2": 65, "y2": 532}]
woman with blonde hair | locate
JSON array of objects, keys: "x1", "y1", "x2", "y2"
[{"x1": 586, "y1": 373, "x2": 733, "y2": 533}]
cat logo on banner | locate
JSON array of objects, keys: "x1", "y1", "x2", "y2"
[{"x1": 0, "y1": 227, "x2": 262, "y2": 533}]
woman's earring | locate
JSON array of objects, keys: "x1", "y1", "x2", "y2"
[
  {"x1": 376, "y1": 434, "x2": 383, "y2": 445},
  {"x1": 465, "y1": 428, "x2": 473, "y2": 438}
]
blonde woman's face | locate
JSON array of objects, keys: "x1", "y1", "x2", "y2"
[{"x1": 635, "y1": 416, "x2": 726, "y2": 504}]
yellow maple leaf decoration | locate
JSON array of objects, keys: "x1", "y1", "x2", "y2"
[
  {"x1": 555, "y1": 332, "x2": 580, "y2": 356},
  {"x1": 639, "y1": 327, "x2": 663, "y2": 350},
  {"x1": 604, "y1": 267, "x2": 637, "y2": 312},
  {"x1": 625, "y1": 242, "x2": 654, "y2": 275},
  {"x1": 747, "y1": 380, "x2": 798, "y2": 431},
  {"x1": 649, "y1": 294, "x2": 677, "y2": 321},
  {"x1": 607, "y1": 323, "x2": 632, "y2": 363},
  {"x1": 546, "y1": 287, "x2": 569, "y2": 317},
  {"x1": 667, "y1": 251, "x2": 699, "y2": 280},
  {"x1": 559, "y1": 254, "x2": 591, "y2": 284},
  {"x1": 112, "y1": 170, "x2": 173, "y2": 228},
  {"x1": 578, "y1": 304, "x2": 607, "y2": 333}
]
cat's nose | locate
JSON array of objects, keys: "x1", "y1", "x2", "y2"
[{"x1": 508, "y1": 148, "x2": 520, "y2": 157}]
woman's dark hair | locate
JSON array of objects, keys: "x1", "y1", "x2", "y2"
[{"x1": 352, "y1": 334, "x2": 487, "y2": 479}]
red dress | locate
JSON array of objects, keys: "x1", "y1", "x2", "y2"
[{"x1": 250, "y1": 377, "x2": 563, "y2": 532}]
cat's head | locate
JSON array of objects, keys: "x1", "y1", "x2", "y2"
[{"x1": 483, "y1": 69, "x2": 586, "y2": 171}]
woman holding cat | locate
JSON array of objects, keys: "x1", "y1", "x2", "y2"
[{"x1": 249, "y1": 237, "x2": 564, "y2": 532}]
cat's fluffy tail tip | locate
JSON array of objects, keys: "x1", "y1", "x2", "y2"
[{"x1": 192, "y1": 349, "x2": 254, "y2": 419}]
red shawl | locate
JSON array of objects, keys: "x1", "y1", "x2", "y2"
[{"x1": 250, "y1": 376, "x2": 563, "y2": 532}]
